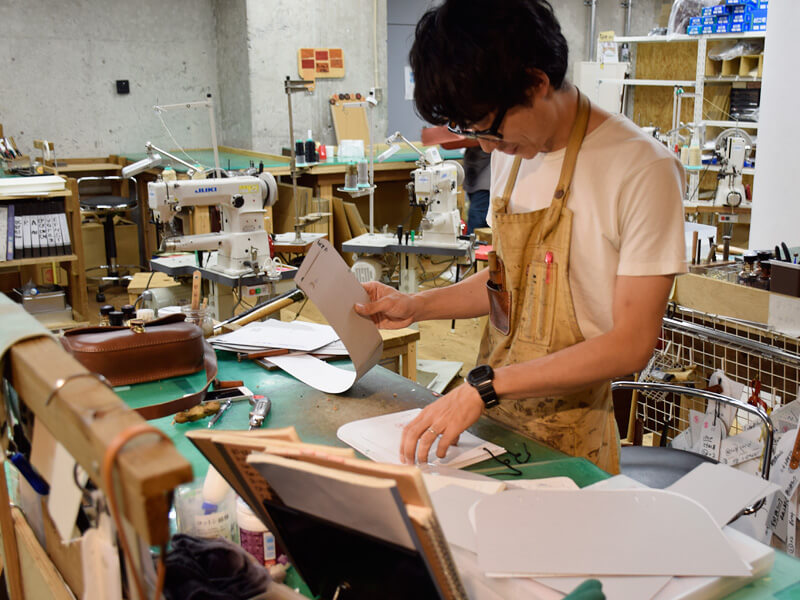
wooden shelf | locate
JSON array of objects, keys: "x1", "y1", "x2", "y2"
[
  {"x1": 0, "y1": 189, "x2": 71, "y2": 201},
  {"x1": 599, "y1": 79, "x2": 696, "y2": 87},
  {"x1": 705, "y1": 76, "x2": 761, "y2": 83},
  {"x1": 615, "y1": 32, "x2": 765, "y2": 43},
  {"x1": 0, "y1": 254, "x2": 78, "y2": 269},
  {"x1": 702, "y1": 120, "x2": 758, "y2": 129}
]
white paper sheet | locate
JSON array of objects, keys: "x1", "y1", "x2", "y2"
[
  {"x1": 474, "y1": 489, "x2": 751, "y2": 577},
  {"x1": 667, "y1": 463, "x2": 780, "y2": 527},
  {"x1": 430, "y1": 485, "x2": 490, "y2": 553},
  {"x1": 267, "y1": 353, "x2": 358, "y2": 394},
  {"x1": 247, "y1": 453, "x2": 416, "y2": 550},
  {"x1": 337, "y1": 408, "x2": 505, "y2": 468},
  {"x1": 293, "y1": 238, "x2": 383, "y2": 392},
  {"x1": 212, "y1": 319, "x2": 338, "y2": 352}
]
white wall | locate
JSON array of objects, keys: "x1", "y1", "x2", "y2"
[
  {"x1": 245, "y1": 0, "x2": 388, "y2": 151},
  {"x1": 749, "y1": 0, "x2": 798, "y2": 249},
  {"x1": 0, "y1": 0, "x2": 219, "y2": 157}
]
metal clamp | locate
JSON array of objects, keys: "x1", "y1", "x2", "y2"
[{"x1": 45, "y1": 373, "x2": 113, "y2": 407}]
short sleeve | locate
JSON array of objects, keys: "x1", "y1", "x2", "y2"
[{"x1": 616, "y1": 156, "x2": 688, "y2": 276}]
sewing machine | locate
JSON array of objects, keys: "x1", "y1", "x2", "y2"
[
  {"x1": 714, "y1": 132, "x2": 749, "y2": 208},
  {"x1": 148, "y1": 174, "x2": 280, "y2": 278}
]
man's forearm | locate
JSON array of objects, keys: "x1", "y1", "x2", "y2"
[
  {"x1": 493, "y1": 327, "x2": 652, "y2": 400},
  {"x1": 413, "y1": 268, "x2": 491, "y2": 321}
]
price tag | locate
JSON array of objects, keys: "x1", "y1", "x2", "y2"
[
  {"x1": 771, "y1": 397, "x2": 800, "y2": 436},
  {"x1": 670, "y1": 427, "x2": 693, "y2": 451},
  {"x1": 770, "y1": 427, "x2": 800, "y2": 501},
  {"x1": 700, "y1": 421, "x2": 723, "y2": 460},
  {"x1": 719, "y1": 426, "x2": 763, "y2": 467},
  {"x1": 767, "y1": 492, "x2": 790, "y2": 542},
  {"x1": 689, "y1": 409, "x2": 704, "y2": 453}
]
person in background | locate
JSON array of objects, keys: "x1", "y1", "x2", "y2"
[
  {"x1": 356, "y1": 0, "x2": 686, "y2": 474},
  {"x1": 463, "y1": 146, "x2": 491, "y2": 234}
]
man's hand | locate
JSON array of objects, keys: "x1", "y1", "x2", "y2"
[
  {"x1": 355, "y1": 282, "x2": 420, "y2": 329},
  {"x1": 400, "y1": 383, "x2": 484, "y2": 464}
]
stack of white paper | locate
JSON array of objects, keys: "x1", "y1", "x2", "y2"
[
  {"x1": 426, "y1": 463, "x2": 776, "y2": 600},
  {"x1": 211, "y1": 320, "x2": 340, "y2": 353},
  {"x1": 337, "y1": 408, "x2": 505, "y2": 469}
]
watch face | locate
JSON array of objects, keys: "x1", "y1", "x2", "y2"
[{"x1": 468, "y1": 364, "x2": 493, "y2": 385}]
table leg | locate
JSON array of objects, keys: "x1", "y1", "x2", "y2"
[{"x1": 401, "y1": 339, "x2": 417, "y2": 382}]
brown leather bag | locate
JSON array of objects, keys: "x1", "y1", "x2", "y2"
[{"x1": 61, "y1": 314, "x2": 220, "y2": 420}]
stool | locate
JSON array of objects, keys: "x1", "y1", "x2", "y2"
[{"x1": 78, "y1": 176, "x2": 142, "y2": 303}]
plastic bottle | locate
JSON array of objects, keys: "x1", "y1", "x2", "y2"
[
  {"x1": 237, "y1": 497, "x2": 279, "y2": 567},
  {"x1": 174, "y1": 474, "x2": 239, "y2": 543},
  {"x1": 738, "y1": 253, "x2": 757, "y2": 287}
]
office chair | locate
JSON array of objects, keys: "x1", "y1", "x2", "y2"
[
  {"x1": 77, "y1": 176, "x2": 143, "y2": 302},
  {"x1": 613, "y1": 380, "x2": 774, "y2": 518}
]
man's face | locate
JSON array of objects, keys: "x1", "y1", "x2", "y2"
[{"x1": 471, "y1": 86, "x2": 557, "y2": 159}]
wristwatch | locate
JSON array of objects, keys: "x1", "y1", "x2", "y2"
[{"x1": 466, "y1": 364, "x2": 499, "y2": 409}]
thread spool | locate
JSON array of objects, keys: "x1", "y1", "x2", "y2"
[
  {"x1": 357, "y1": 159, "x2": 369, "y2": 188},
  {"x1": 305, "y1": 130, "x2": 316, "y2": 164},
  {"x1": 680, "y1": 146, "x2": 689, "y2": 165},
  {"x1": 689, "y1": 145, "x2": 701, "y2": 167},
  {"x1": 295, "y1": 140, "x2": 306, "y2": 165},
  {"x1": 344, "y1": 162, "x2": 358, "y2": 190}
]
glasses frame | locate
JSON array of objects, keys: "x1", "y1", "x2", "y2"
[{"x1": 447, "y1": 107, "x2": 508, "y2": 142}]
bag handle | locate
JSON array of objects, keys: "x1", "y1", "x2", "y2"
[{"x1": 134, "y1": 338, "x2": 223, "y2": 420}]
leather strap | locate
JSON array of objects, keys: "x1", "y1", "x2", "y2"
[{"x1": 134, "y1": 338, "x2": 223, "y2": 420}]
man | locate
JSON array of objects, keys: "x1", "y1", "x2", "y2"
[{"x1": 355, "y1": 0, "x2": 686, "y2": 474}]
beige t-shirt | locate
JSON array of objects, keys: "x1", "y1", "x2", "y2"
[{"x1": 488, "y1": 113, "x2": 687, "y2": 340}]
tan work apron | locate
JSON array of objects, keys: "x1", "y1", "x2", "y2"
[{"x1": 477, "y1": 91, "x2": 620, "y2": 474}]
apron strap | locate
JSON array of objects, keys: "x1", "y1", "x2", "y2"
[
  {"x1": 537, "y1": 90, "x2": 591, "y2": 243},
  {"x1": 495, "y1": 156, "x2": 523, "y2": 214}
]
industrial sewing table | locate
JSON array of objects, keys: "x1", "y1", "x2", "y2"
[{"x1": 114, "y1": 353, "x2": 800, "y2": 599}]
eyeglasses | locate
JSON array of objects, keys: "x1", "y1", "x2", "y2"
[{"x1": 447, "y1": 107, "x2": 507, "y2": 142}]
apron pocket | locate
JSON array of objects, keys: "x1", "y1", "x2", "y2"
[
  {"x1": 518, "y1": 260, "x2": 559, "y2": 346},
  {"x1": 486, "y1": 281, "x2": 511, "y2": 336}
]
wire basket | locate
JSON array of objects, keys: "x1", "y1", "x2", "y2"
[{"x1": 631, "y1": 304, "x2": 800, "y2": 445}]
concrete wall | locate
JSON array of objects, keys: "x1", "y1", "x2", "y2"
[
  {"x1": 386, "y1": 0, "x2": 665, "y2": 134},
  {"x1": 215, "y1": 0, "x2": 251, "y2": 150},
  {"x1": 245, "y1": 0, "x2": 388, "y2": 152},
  {"x1": 0, "y1": 0, "x2": 219, "y2": 157}
]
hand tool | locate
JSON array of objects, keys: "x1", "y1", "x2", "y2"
[
  {"x1": 722, "y1": 235, "x2": 731, "y2": 261},
  {"x1": 208, "y1": 399, "x2": 233, "y2": 428},
  {"x1": 706, "y1": 237, "x2": 716, "y2": 263},
  {"x1": 249, "y1": 395, "x2": 272, "y2": 430},
  {"x1": 237, "y1": 348, "x2": 290, "y2": 362},
  {"x1": 213, "y1": 288, "x2": 306, "y2": 334},
  {"x1": 691, "y1": 231, "x2": 699, "y2": 265},
  {"x1": 191, "y1": 270, "x2": 202, "y2": 310}
]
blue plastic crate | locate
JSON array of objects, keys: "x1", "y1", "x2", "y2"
[{"x1": 750, "y1": 8, "x2": 768, "y2": 24}]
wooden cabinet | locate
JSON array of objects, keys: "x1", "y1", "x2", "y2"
[{"x1": 0, "y1": 177, "x2": 90, "y2": 328}]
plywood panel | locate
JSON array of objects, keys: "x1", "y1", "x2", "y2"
[
  {"x1": 632, "y1": 41, "x2": 698, "y2": 131},
  {"x1": 331, "y1": 102, "x2": 370, "y2": 146}
]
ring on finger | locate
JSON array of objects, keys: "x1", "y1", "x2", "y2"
[{"x1": 426, "y1": 426, "x2": 439, "y2": 436}]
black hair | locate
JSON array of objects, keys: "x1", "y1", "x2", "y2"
[{"x1": 410, "y1": 0, "x2": 569, "y2": 127}]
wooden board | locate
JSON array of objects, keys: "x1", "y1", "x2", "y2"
[
  {"x1": 632, "y1": 41, "x2": 697, "y2": 131},
  {"x1": 298, "y1": 47, "x2": 345, "y2": 89},
  {"x1": 343, "y1": 201, "x2": 368, "y2": 236},
  {"x1": 331, "y1": 197, "x2": 354, "y2": 266},
  {"x1": 273, "y1": 182, "x2": 314, "y2": 235},
  {"x1": 330, "y1": 101, "x2": 370, "y2": 147},
  {"x1": 11, "y1": 508, "x2": 75, "y2": 600},
  {"x1": 672, "y1": 273, "x2": 769, "y2": 323}
]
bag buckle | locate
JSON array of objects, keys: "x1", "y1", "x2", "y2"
[{"x1": 129, "y1": 319, "x2": 146, "y2": 334}]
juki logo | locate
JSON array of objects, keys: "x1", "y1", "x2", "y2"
[{"x1": 195, "y1": 187, "x2": 217, "y2": 193}]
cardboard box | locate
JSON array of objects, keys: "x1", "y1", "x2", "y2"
[
  {"x1": 81, "y1": 216, "x2": 140, "y2": 271},
  {"x1": 712, "y1": 5, "x2": 730, "y2": 15},
  {"x1": 689, "y1": 16, "x2": 703, "y2": 27},
  {"x1": 729, "y1": 21, "x2": 752, "y2": 32},
  {"x1": 716, "y1": 14, "x2": 730, "y2": 24},
  {"x1": 715, "y1": 23, "x2": 730, "y2": 33},
  {"x1": 687, "y1": 25, "x2": 703, "y2": 35},
  {"x1": 702, "y1": 6, "x2": 715, "y2": 16}
]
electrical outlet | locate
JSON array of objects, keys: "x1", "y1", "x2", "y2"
[{"x1": 116, "y1": 80, "x2": 130, "y2": 95}]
